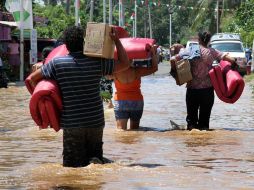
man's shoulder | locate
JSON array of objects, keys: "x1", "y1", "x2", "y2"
[{"x1": 49, "y1": 55, "x2": 69, "y2": 63}]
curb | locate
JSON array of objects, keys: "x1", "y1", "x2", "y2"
[{"x1": 8, "y1": 81, "x2": 25, "y2": 86}]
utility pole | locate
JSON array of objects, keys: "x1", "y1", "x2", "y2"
[
  {"x1": 103, "y1": 0, "x2": 106, "y2": 23},
  {"x1": 133, "y1": 18, "x2": 135, "y2": 37},
  {"x1": 144, "y1": 4, "x2": 147, "y2": 38},
  {"x1": 119, "y1": 0, "x2": 123, "y2": 26},
  {"x1": 109, "y1": 0, "x2": 112, "y2": 24},
  {"x1": 216, "y1": 0, "x2": 219, "y2": 33},
  {"x1": 168, "y1": 6, "x2": 173, "y2": 47},
  {"x1": 20, "y1": 0, "x2": 24, "y2": 81},
  {"x1": 134, "y1": 0, "x2": 137, "y2": 37},
  {"x1": 122, "y1": 2, "x2": 125, "y2": 27},
  {"x1": 148, "y1": 4, "x2": 152, "y2": 38},
  {"x1": 89, "y1": 0, "x2": 94, "y2": 22},
  {"x1": 216, "y1": 0, "x2": 223, "y2": 33},
  {"x1": 75, "y1": 0, "x2": 80, "y2": 25}
]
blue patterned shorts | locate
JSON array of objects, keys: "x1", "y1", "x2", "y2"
[{"x1": 114, "y1": 100, "x2": 144, "y2": 121}]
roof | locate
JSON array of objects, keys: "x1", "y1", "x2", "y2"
[
  {"x1": 211, "y1": 33, "x2": 241, "y2": 42},
  {"x1": 0, "y1": 21, "x2": 18, "y2": 27}
]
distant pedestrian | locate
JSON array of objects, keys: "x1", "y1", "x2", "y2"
[
  {"x1": 157, "y1": 46, "x2": 163, "y2": 63},
  {"x1": 245, "y1": 48, "x2": 252, "y2": 75},
  {"x1": 7, "y1": 36, "x2": 20, "y2": 81},
  {"x1": 170, "y1": 31, "x2": 237, "y2": 130}
]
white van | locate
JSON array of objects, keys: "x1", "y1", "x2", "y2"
[{"x1": 210, "y1": 33, "x2": 247, "y2": 75}]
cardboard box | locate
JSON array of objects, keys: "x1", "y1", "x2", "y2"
[
  {"x1": 175, "y1": 59, "x2": 192, "y2": 85},
  {"x1": 83, "y1": 22, "x2": 115, "y2": 59}
]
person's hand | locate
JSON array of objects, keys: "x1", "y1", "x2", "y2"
[
  {"x1": 150, "y1": 45, "x2": 157, "y2": 56},
  {"x1": 109, "y1": 28, "x2": 119, "y2": 42},
  {"x1": 32, "y1": 62, "x2": 43, "y2": 72}
]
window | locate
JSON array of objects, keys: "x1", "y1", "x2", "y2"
[{"x1": 211, "y1": 43, "x2": 244, "y2": 52}]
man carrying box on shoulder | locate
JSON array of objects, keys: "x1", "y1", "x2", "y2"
[{"x1": 29, "y1": 25, "x2": 130, "y2": 167}]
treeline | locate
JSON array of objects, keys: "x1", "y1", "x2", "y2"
[{"x1": 2, "y1": 0, "x2": 254, "y2": 47}]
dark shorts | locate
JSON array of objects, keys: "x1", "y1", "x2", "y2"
[
  {"x1": 114, "y1": 100, "x2": 144, "y2": 121},
  {"x1": 63, "y1": 127, "x2": 104, "y2": 167}
]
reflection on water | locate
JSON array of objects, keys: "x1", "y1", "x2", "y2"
[{"x1": 0, "y1": 64, "x2": 254, "y2": 189}]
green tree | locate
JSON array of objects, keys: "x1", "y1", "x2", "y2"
[
  {"x1": 221, "y1": 0, "x2": 254, "y2": 47},
  {"x1": 33, "y1": 4, "x2": 76, "y2": 39},
  {"x1": 31, "y1": 0, "x2": 250, "y2": 47},
  {"x1": 0, "y1": 0, "x2": 6, "y2": 11}
]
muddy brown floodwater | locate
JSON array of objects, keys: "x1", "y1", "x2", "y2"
[{"x1": 0, "y1": 63, "x2": 253, "y2": 190}]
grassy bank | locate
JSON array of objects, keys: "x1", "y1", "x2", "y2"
[
  {"x1": 244, "y1": 73, "x2": 254, "y2": 83},
  {"x1": 244, "y1": 73, "x2": 254, "y2": 94}
]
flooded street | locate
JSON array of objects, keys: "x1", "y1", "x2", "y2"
[{"x1": 0, "y1": 62, "x2": 254, "y2": 190}]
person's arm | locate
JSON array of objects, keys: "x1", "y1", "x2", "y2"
[
  {"x1": 222, "y1": 54, "x2": 236, "y2": 63},
  {"x1": 29, "y1": 59, "x2": 56, "y2": 87},
  {"x1": 29, "y1": 68, "x2": 44, "y2": 88},
  {"x1": 169, "y1": 53, "x2": 181, "y2": 70},
  {"x1": 211, "y1": 48, "x2": 236, "y2": 67},
  {"x1": 32, "y1": 62, "x2": 43, "y2": 73},
  {"x1": 135, "y1": 45, "x2": 158, "y2": 77},
  {"x1": 110, "y1": 28, "x2": 130, "y2": 73},
  {"x1": 221, "y1": 54, "x2": 238, "y2": 69}
]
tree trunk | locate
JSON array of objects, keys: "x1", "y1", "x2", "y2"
[
  {"x1": 0, "y1": 0, "x2": 6, "y2": 11},
  {"x1": 66, "y1": 0, "x2": 70, "y2": 14}
]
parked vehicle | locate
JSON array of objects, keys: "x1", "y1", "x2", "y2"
[{"x1": 209, "y1": 33, "x2": 247, "y2": 75}]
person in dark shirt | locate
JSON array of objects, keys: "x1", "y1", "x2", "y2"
[{"x1": 29, "y1": 25, "x2": 130, "y2": 167}]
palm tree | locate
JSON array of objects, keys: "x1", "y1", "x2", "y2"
[{"x1": 190, "y1": 0, "x2": 244, "y2": 33}]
